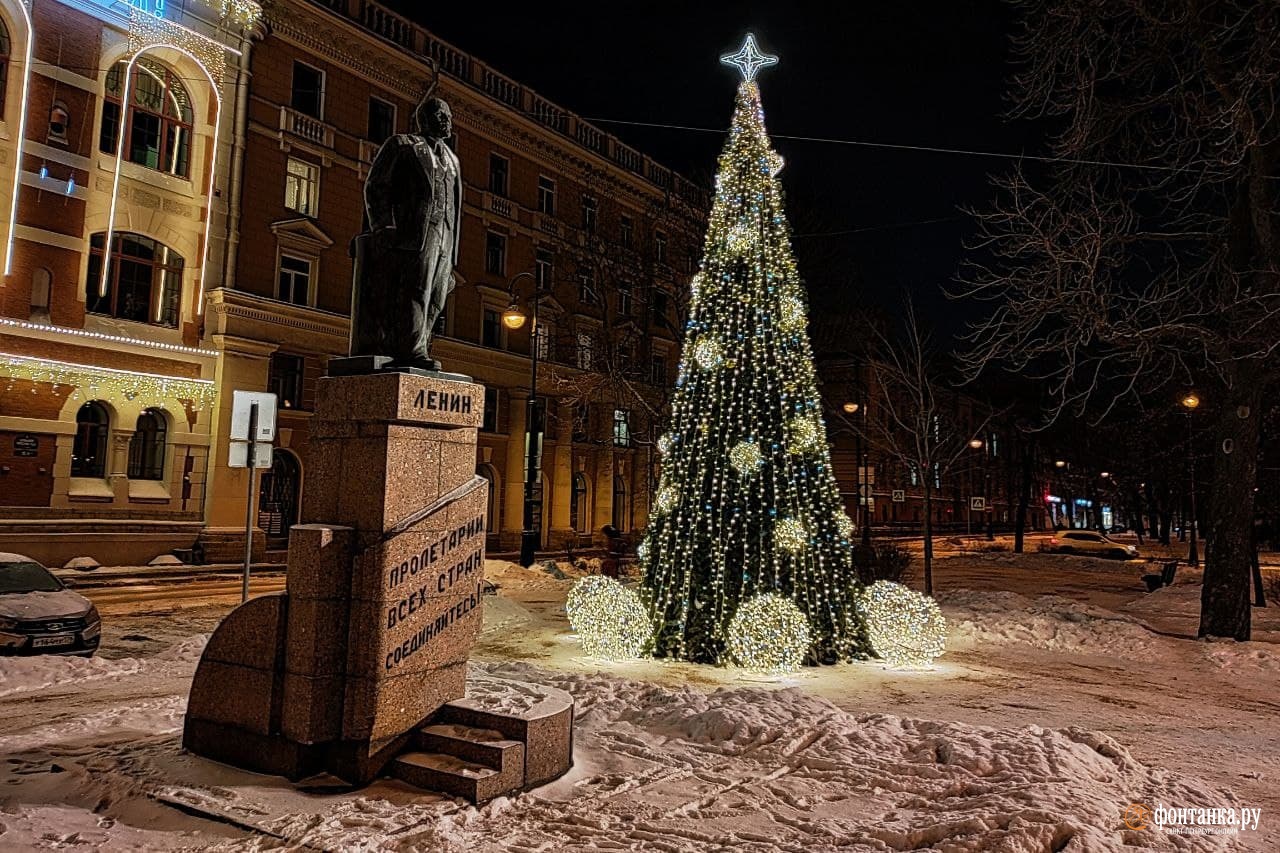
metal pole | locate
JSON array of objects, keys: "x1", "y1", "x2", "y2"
[
  {"x1": 520, "y1": 290, "x2": 540, "y2": 567},
  {"x1": 1187, "y1": 411, "x2": 1200, "y2": 566},
  {"x1": 241, "y1": 403, "x2": 258, "y2": 603}
]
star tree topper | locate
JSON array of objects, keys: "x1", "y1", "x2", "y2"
[{"x1": 720, "y1": 33, "x2": 778, "y2": 82}]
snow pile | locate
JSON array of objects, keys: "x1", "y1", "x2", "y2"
[
  {"x1": 246, "y1": 662, "x2": 1233, "y2": 852},
  {"x1": 939, "y1": 590, "x2": 1161, "y2": 656},
  {"x1": 0, "y1": 634, "x2": 207, "y2": 698}
]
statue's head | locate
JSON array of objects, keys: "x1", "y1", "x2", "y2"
[{"x1": 415, "y1": 97, "x2": 452, "y2": 140}]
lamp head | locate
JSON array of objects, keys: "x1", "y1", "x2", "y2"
[{"x1": 501, "y1": 301, "x2": 527, "y2": 330}]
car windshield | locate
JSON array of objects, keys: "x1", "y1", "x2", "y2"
[{"x1": 0, "y1": 561, "x2": 63, "y2": 594}]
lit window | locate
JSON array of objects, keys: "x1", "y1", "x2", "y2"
[
  {"x1": 576, "y1": 332, "x2": 595, "y2": 370},
  {"x1": 100, "y1": 58, "x2": 193, "y2": 178},
  {"x1": 284, "y1": 157, "x2": 320, "y2": 217},
  {"x1": 537, "y1": 175, "x2": 555, "y2": 215},
  {"x1": 85, "y1": 232, "x2": 184, "y2": 327},
  {"x1": 613, "y1": 409, "x2": 631, "y2": 447},
  {"x1": 277, "y1": 255, "x2": 312, "y2": 305},
  {"x1": 127, "y1": 409, "x2": 167, "y2": 481}
]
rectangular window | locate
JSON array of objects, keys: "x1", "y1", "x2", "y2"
[
  {"x1": 284, "y1": 157, "x2": 319, "y2": 217},
  {"x1": 488, "y1": 153, "x2": 509, "y2": 197},
  {"x1": 485, "y1": 232, "x2": 506, "y2": 276},
  {"x1": 268, "y1": 353, "x2": 305, "y2": 410},
  {"x1": 651, "y1": 354, "x2": 667, "y2": 386},
  {"x1": 651, "y1": 289, "x2": 669, "y2": 325},
  {"x1": 618, "y1": 283, "x2": 632, "y2": 316},
  {"x1": 291, "y1": 62, "x2": 325, "y2": 119},
  {"x1": 537, "y1": 175, "x2": 556, "y2": 215},
  {"x1": 576, "y1": 332, "x2": 595, "y2": 370},
  {"x1": 578, "y1": 271, "x2": 596, "y2": 304},
  {"x1": 613, "y1": 409, "x2": 631, "y2": 447},
  {"x1": 277, "y1": 254, "x2": 312, "y2": 306},
  {"x1": 482, "y1": 387, "x2": 498, "y2": 432},
  {"x1": 482, "y1": 308, "x2": 502, "y2": 348},
  {"x1": 655, "y1": 232, "x2": 668, "y2": 264},
  {"x1": 534, "y1": 320, "x2": 553, "y2": 360},
  {"x1": 368, "y1": 96, "x2": 396, "y2": 144},
  {"x1": 535, "y1": 249, "x2": 554, "y2": 291},
  {"x1": 620, "y1": 215, "x2": 633, "y2": 248},
  {"x1": 581, "y1": 195, "x2": 597, "y2": 233}
]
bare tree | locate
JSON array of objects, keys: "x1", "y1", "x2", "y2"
[
  {"x1": 957, "y1": 0, "x2": 1280, "y2": 640},
  {"x1": 832, "y1": 301, "x2": 995, "y2": 595}
]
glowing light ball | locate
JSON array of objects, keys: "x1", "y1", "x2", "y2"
[
  {"x1": 785, "y1": 415, "x2": 821, "y2": 454},
  {"x1": 727, "y1": 592, "x2": 811, "y2": 674},
  {"x1": 834, "y1": 513, "x2": 855, "y2": 540},
  {"x1": 774, "y1": 517, "x2": 808, "y2": 553},
  {"x1": 777, "y1": 295, "x2": 805, "y2": 333},
  {"x1": 856, "y1": 581, "x2": 947, "y2": 668},
  {"x1": 729, "y1": 440, "x2": 764, "y2": 475},
  {"x1": 565, "y1": 576, "x2": 652, "y2": 660},
  {"x1": 693, "y1": 338, "x2": 725, "y2": 370}
]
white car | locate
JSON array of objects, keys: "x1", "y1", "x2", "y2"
[
  {"x1": 0, "y1": 553, "x2": 101, "y2": 657},
  {"x1": 1048, "y1": 531, "x2": 1138, "y2": 560}
]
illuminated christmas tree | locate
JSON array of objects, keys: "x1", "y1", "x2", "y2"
[{"x1": 639, "y1": 36, "x2": 867, "y2": 665}]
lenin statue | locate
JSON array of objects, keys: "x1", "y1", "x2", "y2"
[{"x1": 347, "y1": 94, "x2": 462, "y2": 372}]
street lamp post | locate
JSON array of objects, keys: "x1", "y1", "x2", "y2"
[
  {"x1": 501, "y1": 271, "x2": 540, "y2": 567},
  {"x1": 1181, "y1": 393, "x2": 1201, "y2": 566}
]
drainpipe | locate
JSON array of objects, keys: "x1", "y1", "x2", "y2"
[{"x1": 221, "y1": 28, "x2": 258, "y2": 293}]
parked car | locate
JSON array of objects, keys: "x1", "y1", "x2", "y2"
[
  {"x1": 1047, "y1": 531, "x2": 1138, "y2": 560},
  {"x1": 0, "y1": 553, "x2": 101, "y2": 657}
]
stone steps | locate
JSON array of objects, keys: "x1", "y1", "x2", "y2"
[{"x1": 391, "y1": 722, "x2": 525, "y2": 802}]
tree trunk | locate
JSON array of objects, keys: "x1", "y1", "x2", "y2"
[
  {"x1": 922, "y1": 477, "x2": 934, "y2": 596},
  {"x1": 1014, "y1": 440, "x2": 1032, "y2": 553},
  {"x1": 1199, "y1": 371, "x2": 1263, "y2": 640}
]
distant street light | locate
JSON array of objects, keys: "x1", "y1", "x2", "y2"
[
  {"x1": 1181, "y1": 391, "x2": 1201, "y2": 566},
  {"x1": 1055, "y1": 459, "x2": 1067, "y2": 468},
  {"x1": 842, "y1": 401, "x2": 860, "y2": 414},
  {"x1": 1100, "y1": 471, "x2": 1111, "y2": 479},
  {"x1": 969, "y1": 438, "x2": 984, "y2": 449}
]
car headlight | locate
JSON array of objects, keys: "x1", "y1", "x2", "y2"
[{"x1": 86, "y1": 605, "x2": 101, "y2": 625}]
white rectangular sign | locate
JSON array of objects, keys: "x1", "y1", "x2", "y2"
[
  {"x1": 971, "y1": 497, "x2": 987, "y2": 511},
  {"x1": 231, "y1": 391, "x2": 279, "y2": 442},
  {"x1": 229, "y1": 441, "x2": 274, "y2": 469},
  {"x1": 892, "y1": 489, "x2": 906, "y2": 503}
]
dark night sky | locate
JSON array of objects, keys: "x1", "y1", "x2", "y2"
[{"x1": 384, "y1": 0, "x2": 1044, "y2": 334}]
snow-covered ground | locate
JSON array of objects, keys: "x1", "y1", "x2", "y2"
[{"x1": 1, "y1": 554, "x2": 1276, "y2": 851}]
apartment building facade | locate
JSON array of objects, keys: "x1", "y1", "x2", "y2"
[
  {"x1": 202, "y1": 0, "x2": 706, "y2": 558},
  {"x1": 0, "y1": 0, "x2": 259, "y2": 564}
]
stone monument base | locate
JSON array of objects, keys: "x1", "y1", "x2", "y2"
[{"x1": 182, "y1": 371, "x2": 572, "y2": 802}]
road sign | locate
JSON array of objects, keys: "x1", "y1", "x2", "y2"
[
  {"x1": 858, "y1": 483, "x2": 874, "y2": 498},
  {"x1": 229, "y1": 441, "x2": 274, "y2": 469},
  {"x1": 971, "y1": 496, "x2": 987, "y2": 511},
  {"x1": 892, "y1": 489, "x2": 905, "y2": 503},
  {"x1": 231, "y1": 391, "x2": 278, "y2": 442}
]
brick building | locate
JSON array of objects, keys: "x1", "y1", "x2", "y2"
[
  {"x1": 204, "y1": 0, "x2": 707, "y2": 558},
  {"x1": 0, "y1": 0, "x2": 257, "y2": 564}
]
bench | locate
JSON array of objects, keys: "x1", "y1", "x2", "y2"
[{"x1": 1142, "y1": 560, "x2": 1178, "y2": 592}]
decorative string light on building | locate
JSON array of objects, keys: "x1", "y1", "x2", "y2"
[
  {"x1": 565, "y1": 576, "x2": 652, "y2": 660},
  {"x1": 856, "y1": 581, "x2": 948, "y2": 668},
  {"x1": 727, "y1": 593, "x2": 811, "y2": 674},
  {"x1": 0, "y1": 318, "x2": 219, "y2": 357},
  {"x1": 0, "y1": 353, "x2": 217, "y2": 410},
  {"x1": 640, "y1": 35, "x2": 868, "y2": 666}
]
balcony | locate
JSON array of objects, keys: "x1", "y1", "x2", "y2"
[
  {"x1": 359, "y1": 139, "x2": 380, "y2": 165},
  {"x1": 280, "y1": 106, "x2": 335, "y2": 149},
  {"x1": 485, "y1": 192, "x2": 514, "y2": 219},
  {"x1": 534, "y1": 212, "x2": 560, "y2": 236}
]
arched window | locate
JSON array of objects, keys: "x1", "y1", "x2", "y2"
[
  {"x1": 99, "y1": 57, "x2": 193, "y2": 178},
  {"x1": 85, "y1": 232, "x2": 184, "y2": 327},
  {"x1": 571, "y1": 472, "x2": 588, "y2": 533},
  {"x1": 127, "y1": 409, "x2": 167, "y2": 480},
  {"x1": 612, "y1": 474, "x2": 628, "y2": 532},
  {"x1": 0, "y1": 20, "x2": 11, "y2": 117},
  {"x1": 72, "y1": 402, "x2": 109, "y2": 478}
]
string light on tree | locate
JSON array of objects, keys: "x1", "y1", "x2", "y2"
[
  {"x1": 640, "y1": 34, "x2": 868, "y2": 665},
  {"x1": 727, "y1": 593, "x2": 811, "y2": 675}
]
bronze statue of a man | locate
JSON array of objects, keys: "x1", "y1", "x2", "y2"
[{"x1": 349, "y1": 95, "x2": 462, "y2": 371}]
